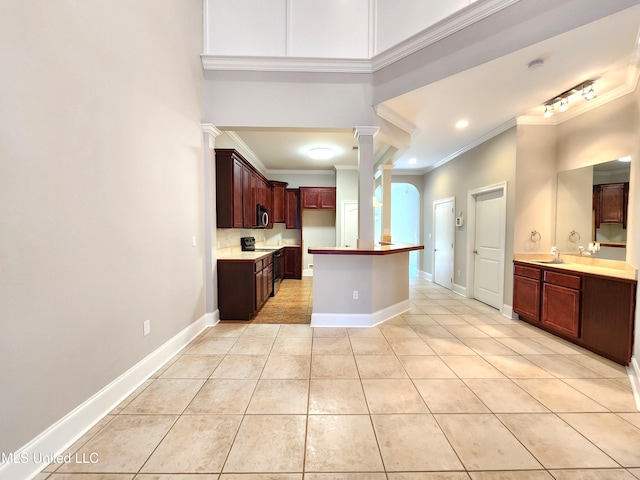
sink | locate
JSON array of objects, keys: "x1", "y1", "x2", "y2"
[{"x1": 532, "y1": 260, "x2": 570, "y2": 265}]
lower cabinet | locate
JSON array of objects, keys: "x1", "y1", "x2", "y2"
[
  {"x1": 513, "y1": 261, "x2": 636, "y2": 365},
  {"x1": 218, "y1": 255, "x2": 273, "y2": 320},
  {"x1": 283, "y1": 246, "x2": 302, "y2": 279}
]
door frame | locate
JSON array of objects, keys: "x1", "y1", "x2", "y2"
[
  {"x1": 432, "y1": 196, "x2": 455, "y2": 290},
  {"x1": 466, "y1": 182, "x2": 507, "y2": 312},
  {"x1": 341, "y1": 201, "x2": 358, "y2": 247}
]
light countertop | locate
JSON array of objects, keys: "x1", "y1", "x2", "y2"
[{"x1": 514, "y1": 253, "x2": 637, "y2": 282}]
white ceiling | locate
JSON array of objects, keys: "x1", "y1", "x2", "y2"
[{"x1": 215, "y1": 4, "x2": 640, "y2": 175}]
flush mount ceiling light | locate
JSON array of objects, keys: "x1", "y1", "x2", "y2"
[
  {"x1": 542, "y1": 80, "x2": 596, "y2": 117},
  {"x1": 309, "y1": 147, "x2": 334, "y2": 160},
  {"x1": 408, "y1": 157, "x2": 417, "y2": 165},
  {"x1": 455, "y1": 119, "x2": 469, "y2": 129}
]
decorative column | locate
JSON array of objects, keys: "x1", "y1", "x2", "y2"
[
  {"x1": 354, "y1": 126, "x2": 380, "y2": 249},
  {"x1": 202, "y1": 124, "x2": 221, "y2": 322},
  {"x1": 380, "y1": 163, "x2": 393, "y2": 244}
]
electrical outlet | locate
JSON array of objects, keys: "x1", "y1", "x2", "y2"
[
  {"x1": 143, "y1": 320, "x2": 151, "y2": 336},
  {"x1": 192, "y1": 236, "x2": 197, "y2": 247},
  {"x1": 352, "y1": 290, "x2": 359, "y2": 300}
]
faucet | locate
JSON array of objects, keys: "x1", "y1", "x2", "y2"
[{"x1": 550, "y1": 246, "x2": 561, "y2": 262}]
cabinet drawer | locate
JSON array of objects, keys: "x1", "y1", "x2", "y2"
[
  {"x1": 544, "y1": 271, "x2": 581, "y2": 289},
  {"x1": 514, "y1": 264, "x2": 541, "y2": 280}
]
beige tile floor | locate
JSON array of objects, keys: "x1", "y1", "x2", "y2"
[{"x1": 37, "y1": 277, "x2": 640, "y2": 480}]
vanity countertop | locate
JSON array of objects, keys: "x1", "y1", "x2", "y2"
[{"x1": 514, "y1": 253, "x2": 637, "y2": 282}]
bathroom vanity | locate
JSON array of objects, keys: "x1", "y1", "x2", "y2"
[{"x1": 513, "y1": 255, "x2": 636, "y2": 365}]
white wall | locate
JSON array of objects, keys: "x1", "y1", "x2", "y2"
[{"x1": 0, "y1": 0, "x2": 204, "y2": 454}]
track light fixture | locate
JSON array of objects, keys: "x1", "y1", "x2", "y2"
[{"x1": 542, "y1": 80, "x2": 596, "y2": 118}]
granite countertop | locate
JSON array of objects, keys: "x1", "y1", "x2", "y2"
[
  {"x1": 514, "y1": 253, "x2": 637, "y2": 281},
  {"x1": 217, "y1": 244, "x2": 301, "y2": 261},
  {"x1": 308, "y1": 243, "x2": 424, "y2": 256}
]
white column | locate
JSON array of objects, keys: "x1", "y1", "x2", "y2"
[
  {"x1": 202, "y1": 124, "x2": 221, "y2": 319},
  {"x1": 380, "y1": 163, "x2": 393, "y2": 244},
  {"x1": 354, "y1": 126, "x2": 379, "y2": 249}
]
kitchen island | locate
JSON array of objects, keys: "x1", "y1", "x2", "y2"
[{"x1": 308, "y1": 243, "x2": 424, "y2": 327}]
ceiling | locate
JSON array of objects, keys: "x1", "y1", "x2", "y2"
[{"x1": 215, "y1": 4, "x2": 640, "y2": 175}]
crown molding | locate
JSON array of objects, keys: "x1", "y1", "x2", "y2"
[
  {"x1": 201, "y1": 54, "x2": 371, "y2": 73},
  {"x1": 353, "y1": 126, "x2": 380, "y2": 138},
  {"x1": 334, "y1": 165, "x2": 358, "y2": 170},
  {"x1": 429, "y1": 118, "x2": 517, "y2": 172},
  {"x1": 373, "y1": 104, "x2": 416, "y2": 135},
  {"x1": 201, "y1": 124, "x2": 221, "y2": 137},
  {"x1": 223, "y1": 131, "x2": 268, "y2": 173},
  {"x1": 370, "y1": 0, "x2": 519, "y2": 72},
  {"x1": 266, "y1": 169, "x2": 336, "y2": 176},
  {"x1": 201, "y1": 0, "x2": 518, "y2": 74}
]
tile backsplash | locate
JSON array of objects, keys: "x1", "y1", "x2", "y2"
[{"x1": 216, "y1": 224, "x2": 301, "y2": 255}]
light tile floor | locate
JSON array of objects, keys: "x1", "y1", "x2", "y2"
[{"x1": 38, "y1": 277, "x2": 640, "y2": 480}]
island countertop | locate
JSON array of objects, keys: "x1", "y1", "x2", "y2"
[{"x1": 308, "y1": 243, "x2": 424, "y2": 256}]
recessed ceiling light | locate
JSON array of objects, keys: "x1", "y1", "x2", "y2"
[
  {"x1": 309, "y1": 147, "x2": 334, "y2": 160},
  {"x1": 408, "y1": 158, "x2": 417, "y2": 165},
  {"x1": 618, "y1": 156, "x2": 631, "y2": 163},
  {"x1": 456, "y1": 119, "x2": 469, "y2": 129}
]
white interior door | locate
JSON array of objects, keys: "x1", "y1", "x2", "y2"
[
  {"x1": 342, "y1": 201, "x2": 358, "y2": 247},
  {"x1": 472, "y1": 188, "x2": 505, "y2": 309},
  {"x1": 433, "y1": 198, "x2": 454, "y2": 290}
]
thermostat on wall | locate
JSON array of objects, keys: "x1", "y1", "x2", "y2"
[{"x1": 455, "y1": 216, "x2": 464, "y2": 227}]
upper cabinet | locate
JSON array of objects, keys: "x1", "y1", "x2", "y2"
[
  {"x1": 300, "y1": 187, "x2": 336, "y2": 210},
  {"x1": 594, "y1": 182, "x2": 628, "y2": 228},
  {"x1": 285, "y1": 188, "x2": 301, "y2": 229},
  {"x1": 271, "y1": 181, "x2": 288, "y2": 223},
  {"x1": 216, "y1": 149, "x2": 273, "y2": 229}
]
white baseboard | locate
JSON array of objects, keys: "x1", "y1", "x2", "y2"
[
  {"x1": 502, "y1": 304, "x2": 514, "y2": 319},
  {"x1": 303, "y1": 269, "x2": 314, "y2": 277},
  {"x1": 628, "y1": 356, "x2": 640, "y2": 412},
  {"x1": 452, "y1": 283, "x2": 467, "y2": 297},
  {"x1": 420, "y1": 270, "x2": 433, "y2": 282},
  {"x1": 208, "y1": 309, "x2": 220, "y2": 326},
  {"x1": 311, "y1": 299, "x2": 410, "y2": 328},
  {"x1": 1, "y1": 314, "x2": 210, "y2": 480}
]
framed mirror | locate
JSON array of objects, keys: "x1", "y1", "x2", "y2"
[{"x1": 556, "y1": 157, "x2": 630, "y2": 260}]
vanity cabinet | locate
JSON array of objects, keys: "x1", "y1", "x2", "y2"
[
  {"x1": 513, "y1": 261, "x2": 636, "y2": 365},
  {"x1": 513, "y1": 264, "x2": 541, "y2": 322},
  {"x1": 300, "y1": 187, "x2": 336, "y2": 210},
  {"x1": 541, "y1": 271, "x2": 581, "y2": 338},
  {"x1": 218, "y1": 255, "x2": 273, "y2": 320}
]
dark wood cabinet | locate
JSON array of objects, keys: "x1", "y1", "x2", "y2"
[
  {"x1": 271, "y1": 181, "x2": 288, "y2": 223},
  {"x1": 285, "y1": 188, "x2": 301, "y2": 229},
  {"x1": 594, "y1": 182, "x2": 629, "y2": 229},
  {"x1": 216, "y1": 149, "x2": 275, "y2": 230},
  {"x1": 300, "y1": 187, "x2": 336, "y2": 210},
  {"x1": 283, "y1": 246, "x2": 302, "y2": 279},
  {"x1": 513, "y1": 264, "x2": 541, "y2": 322},
  {"x1": 541, "y1": 270, "x2": 581, "y2": 338},
  {"x1": 218, "y1": 255, "x2": 273, "y2": 320},
  {"x1": 513, "y1": 261, "x2": 636, "y2": 365}
]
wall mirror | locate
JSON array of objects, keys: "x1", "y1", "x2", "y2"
[{"x1": 556, "y1": 157, "x2": 630, "y2": 261}]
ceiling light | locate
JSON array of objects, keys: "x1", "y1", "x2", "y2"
[
  {"x1": 309, "y1": 147, "x2": 334, "y2": 160},
  {"x1": 559, "y1": 97, "x2": 569, "y2": 112},
  {"x1": 581, "y1": 83, "x2": 596, "y2": 101},
  {"x1": 408, "y1": 158, "x2": 417, "y2": 165},
  {"x1": 618, "y1": 156, "x2": 631, "y2": 163},
  {"x1": 456, "y1": 119, "x2": 469, "y2": 129},
  {"x1": 541, "y1": 80, "x2": 596, "y2": 117}
]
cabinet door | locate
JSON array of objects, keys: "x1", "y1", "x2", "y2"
[
  {"x1": 301, "y1": 188, "x2": 319, "y2": 209},
  {"x1": 319, "y1": 188, "x2": 336, "y2": 209},
  {"x1": 513, "y1": 275, "x2": 540, "y2": 322},
  {"x1": 232, "y1": 158, "x2": 244, "y2": 228},
  {"x1": 283, "y1": 246, "x2": 302, "y2": 279},
  {"x1": 272, "y1": 182, "x2": 286, "y2": 223},
  {"x1": 600, "y1": 183, "x2": 625, "y2": 223},
  {"x1": 542, "y1": 283, "x2": 580, "y2": 338},
  {"x1": 285, "y1": 189, "x2": 301, "y2": 229},
  {"x1": 242, "y1": 166, "x2": 252, "y2": 228}
]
